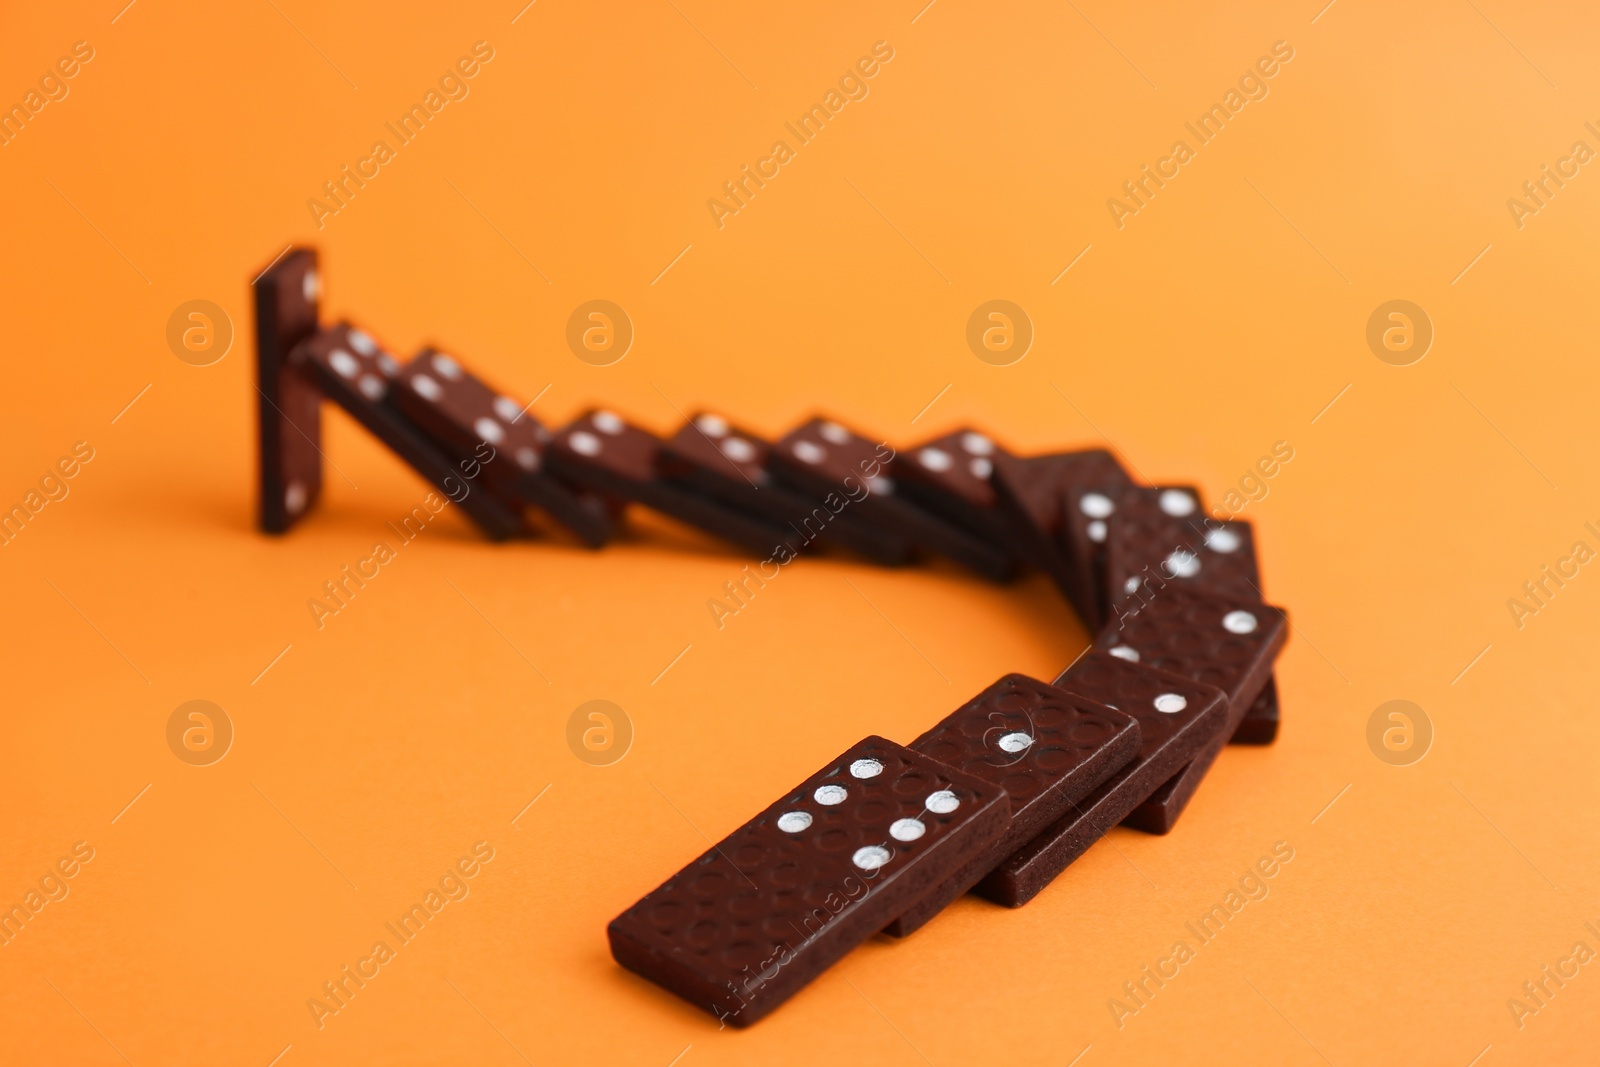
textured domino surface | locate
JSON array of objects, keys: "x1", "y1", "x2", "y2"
[
  {"x1": 1232, "y1": 677, "x2": 1280, "y2": 745},
  {"x1": 254, "y1": 247, "x2": 323, "y2": 533},
  {"x1": 1096, "y1": 586, "x2": 1288, "y2": 833},
  {"x1": 770, "y1": 418, "x2": 1012, "y2": 580},
  {"x1": 294, "y1": 323, "x2": 525, "y2": 540},
  {"x1": 659, "y1": 413, "x2": 909, "y2": 564},
  {"x1": 975, "y1": 652, "x2": 1229, "y2": 907},
  {"x1": 767, "y1": 417, "x2": 897, "y2": 498},
  {"x1": 547, "y1": 410, "x2": 800, "y2": 557},
  {"x1": 1102, "y1": 504, "x2": 1280, "y2": 746},
  {"x1": 608, "y1": 735, "x2": 1010, "y2": 1027},
  {"x1": 1098, "y1": 585, "x2": 1286, "y2": 711},
  {"x1": 893, "y1": 429, "x2": 1025, "y2": 560},
  {"x1": 992, "y1": 449, "x2": 1133, "y2": 626},
  {"x1": 659, "y1": 412, "x2": 774, "y2": 491},
  {"x1": 898, "y1": 429, "x2": 1009, "y2": 512},
  {"x1": 392, "y1": 348, "x2": 545, "y2": 464},
  {"x1": 883, "y1": 673, "x2": 1139, "y2": 936},
  {"x1": 1092, "y1": 484, "x2": 1202, "y2": 620},
  {"x1": 392, "y1": 348, "x2": 615, "y2": 546},
  {"x1": 1104, "y1": 487, "x2": 1253, "y2": 605}
]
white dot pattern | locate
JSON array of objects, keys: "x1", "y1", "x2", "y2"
[
  {"x1": 347, "y1": 330, "x2": 376, "y2": 356},
  {"x1": 1206, "y1": 527, "x2": 1241, "y2": 553},
  {"x1": 1080, "y1": 492, "x2": 1114, "y2": 518},
  {"x1": 474, "y1": 417, "x2": 506, "y2": 445},
  {"x1": 1088, "y1": 520, "x2": 1107, "y2": 543},
  {"x1": 696, "y1": 413, "x2": 728, "y2": 436},
  {"x1": 924, "y1": 790, "x2": 960, "y2": 814},
  {"x1": 569, "y1": 431, "x2": 602, "y2": 456},
  {"x1": 411, "y1": 375, "x2": 443, "y2": 401},
  {"x1": 329, "y1": 351, "x2": 359, "y2": 379},
  {"x1": 1109, "y1": 645, "x2": 1140, "y2": 662},
  {"x1": 357, "y1": 375, "x2": 384, "y2": 400},
  {"x1": 889, "y1": 818, "x2": 925, "y2": 842},
  {"x1": 849, "y1": 759, "x2": 883, "y2": 779},
  {"x1": 1165, "y1": 550, "x2": 1200, "y2": 578},
  {"x1": 793, "y1": 440, "x2": 825, "y2": 465},
  {"x1": 814, "y1": 784, "x2": 848, "y2": 806},
  {"x1": 1159, "y1": 489, "x2": 1196, "y2": 516},
  {"x1": 430, "y1": 353, "x2": 463, "y2": 381},
  {"x1": 722, "y1": 437, "x2": 757, "y2": 463},
  {"x1": 997, "y1": 732, "x2": 1033, "y2": 754},
  {"x1": 919, "y1": 447, "x2": 953, "y2": 472},
  {"x1": 1223, "y1": 610, "x2": 1259, "y2": 634},
  {"x1": 853, "y1": 845, "x2": 891, "y2": 870},
  {"x1": 514, "y1": 447, "x2": 538, "y2": 471},
  {"x1": 960, "y1": 432, "x2": 993, "y2": 456},
  {"x1": 302, "y1": 270, "x2": 320, "y2": 302},
  {"x1": 819, "y1": 422, "x2": 850, "y2": 444},
  {"x1": 1154, "y1": 693, "x2": 1188, "y2": 713},
  {"x1": 969, "y1": 457, "x2": 993, "y2": 479},
  {"x1": 776, "y1": 811, "x2": 812, "y2": 833},
  {"x1": 493, "y1": 397, "x2": 522, "y2": 423},
  {"x1": 284, "y1": 481, "x2": 307, "y2": 515},
  {"x1": 593, "y1": 411, "x2": 624, "y2": 434}
]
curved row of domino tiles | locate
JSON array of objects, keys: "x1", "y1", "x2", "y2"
[{"x1": 253, "y1": 247, "x2": 1290, "y2": 1028}]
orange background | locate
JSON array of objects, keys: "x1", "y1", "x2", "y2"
[{"x1": 3, "y1": 1, "x2": 1599, "y2": 1064}]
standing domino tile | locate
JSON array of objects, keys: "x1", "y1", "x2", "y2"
[
  {"x1": 658, "y1": 412, "x2": 910, "y2": 565},
  {"x1": 1095, "y1": 585, "x2": 1288, "y2": 833},
  {"x1": 974, "y1": 652, "x2": 1229, "y2": 907},
  {"x1": 990, "y1": 449, "x2": 1134, "y2": 627},
  {"x1": 293, "y1": 324, "x2": 525, "y2": 541},
  {"x1": 548, "y1": 410, "x2": 803, "y2": 557},
  {"x1": 769, "y1": 418, "x2": 1013, "y2": 581},
  {"x1": 881, "y1": 673, "x2": 1140, "y2": 937},
  {"x1": 391, "y1": 348, "x2": 615, "y2": 547},
  {"x1": 254, "y1": 247, "x2": 323, "y2": 533},
  {"x1": 607, "y1": 736, "x2": 1010, "y2": 1027}
]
